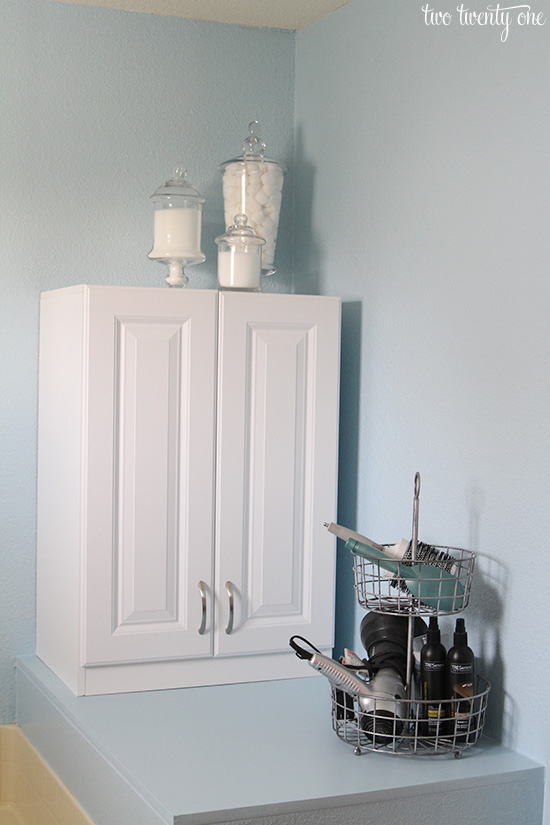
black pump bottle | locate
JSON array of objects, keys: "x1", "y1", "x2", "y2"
[
  {"x1": 447, "y1": 617, "x2": 476, "y2": 742},
  {"x1": 420, "y1": 616, "x2": 446, "y2": 737}
]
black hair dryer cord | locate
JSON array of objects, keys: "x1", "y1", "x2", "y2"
[{"x1": 289, "y1": 635, "x2": 321, "y2": 661}]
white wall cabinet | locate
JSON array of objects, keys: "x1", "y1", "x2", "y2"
[{"x1": 36, "y1": 285, "x2": 340, "y2": 695}]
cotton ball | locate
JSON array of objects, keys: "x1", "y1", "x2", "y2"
[
  {"x1": 248, "y1": 209, "x2": 263, "y2": 225},
  {"x1": 225, "y1": 162, "x2": 242, "y2": 175}
]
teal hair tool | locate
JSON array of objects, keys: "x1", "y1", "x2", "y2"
[{"x1": 345, "y1": 537, "x2": 465, "y2": 612}]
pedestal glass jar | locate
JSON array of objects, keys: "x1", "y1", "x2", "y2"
[
  {"x1": 219, "y1": 122, "x2": 286, "y2": 276},
  {"x1": 215, "y1": 214, "x2": 265, "y2": 291},
  {"x1": 148, "y1": 166, "x2": 205, "y2": 287}
]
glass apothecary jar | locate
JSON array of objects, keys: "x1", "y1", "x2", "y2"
[
  {"x1": 148, "y1": 165, "x2": 205, "y2": 287},
  {"x1": 215, "y1": 214, "x2": 265, "y2": 291},
  {"x1": 219, "y1": 122, "x2": 286, "y2": 276}
]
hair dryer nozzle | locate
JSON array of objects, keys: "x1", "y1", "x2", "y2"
[
  {"x1": 360, "y1": 709, "x2": 403, "y2": 741},
  {"x1": 356, "y1": 666, "x2": 407, "y2": 743}
]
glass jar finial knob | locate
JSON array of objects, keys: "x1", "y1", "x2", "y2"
[
  {"x1": 171, "y1": 165, "x2": 187, "y2": 180},
  {"x1": 242, "y1": 121, "x2": 266, "y2": 158},
  {"x1": 233, "y1": 213, "x2": 248, "y2": 229}
]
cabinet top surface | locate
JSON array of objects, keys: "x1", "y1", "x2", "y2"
[{"x1": 40, "y1": 284, "x2": 341, "y2": 302}]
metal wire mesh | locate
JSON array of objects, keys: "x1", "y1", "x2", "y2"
[
  {"x1": 331, "y1": 676, "x2": 490, "y2": 756},
  {"x1": 352, "y1": 545, "x2": 476, "y2": 616}
]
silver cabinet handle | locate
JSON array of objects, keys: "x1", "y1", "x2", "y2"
[
  {"x1": 225, "y1": 580, "x2": 234, "y2": 635},
  {"x1": 198, "y1": 580, "x2": 207, "y2": 635}
]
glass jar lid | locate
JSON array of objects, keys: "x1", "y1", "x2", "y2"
[
  {"x1": 150, "y1": 165, "x2": 205, "y2": 204},
  {"x1": 215, "y1": 214, "x2": 266, "y2": 247},
  {"x1": 219, "y1": 122, "x2": 287, "y2": 172}
]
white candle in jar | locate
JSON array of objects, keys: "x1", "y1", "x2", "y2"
[
  {"x1": 150, "y1": 207, "x2": 202, "y2": 259},
  {"x1": 218, "y1": 247, "x2": 261, "y2": 290}
]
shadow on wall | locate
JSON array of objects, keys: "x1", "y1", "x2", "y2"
[
  {"x1": 333, "y1": 300, "x2": 363, "y2": 657},
  {"x1": 463, "y1": 484, "x2": 514, "y2": 746},
  {"x1": 470, "y1": 553, "x2": 514, "y2": 748},
  {"x1": 293, "y1": 126, "x2": 323, "y2": 294}
]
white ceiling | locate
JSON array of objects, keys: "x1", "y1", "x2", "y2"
[{"x1": 54, "y1": 0, "x2": 353, "y2": 30}]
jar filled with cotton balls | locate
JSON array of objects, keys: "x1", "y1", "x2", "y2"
[
  {"x1": 215, "y1": 214, "x2": 265, "y2": 291},
  {"x1": 219, "y1": 122, "x2": 286, "y2": 276},
  {"x1": 148, "y1": 166, "x2": 205, "y2": 287}
]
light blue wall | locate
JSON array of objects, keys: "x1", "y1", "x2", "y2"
[
  {"x1": 295, "y1": 0, "x2": 550, "y2": 815},
  {"x1": 0, "y1": 0, "x2": 294, "y2": 721}
]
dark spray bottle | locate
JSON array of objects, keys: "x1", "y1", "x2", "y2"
[
  {"x1": 420, "y1": 616, "x2": 446, "y2": 737},
  {"x1": 447, "y1": 618, "x2": 476, "y2": 742}
]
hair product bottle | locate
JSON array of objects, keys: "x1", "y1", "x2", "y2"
[
  {"x1": 420, "y1": 616, "x2": 446, "y2": 737},
  {"x1": 447, "y1": 617, "x2": 476, "y2": 742}
]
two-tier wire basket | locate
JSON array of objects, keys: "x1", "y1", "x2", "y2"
[{"x1": 331, "y1": 473, "x2": 490, "y2": 757}]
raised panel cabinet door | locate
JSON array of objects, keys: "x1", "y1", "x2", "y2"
[
  {"x1": 83, "y1": 287, "x2": 217, "y2": 666},
  {"x1": 215, "y1": 292, "x2": 341, "y2": 656}
]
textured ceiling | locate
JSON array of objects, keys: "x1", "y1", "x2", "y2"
[{"x1": 54, "y1": 0, "x2": 353, "y2": 29}]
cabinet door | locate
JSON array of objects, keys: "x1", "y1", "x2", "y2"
[
  {"x1": 215, "y1": 292, "x2": 340, "y2": 656},
  {"x1": 83, "y1": 287, "x2": 217, "y2": 666}
]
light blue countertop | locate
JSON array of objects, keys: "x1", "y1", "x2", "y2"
[{"x1": 16, "y1": 656, "x2": 544, "y2": 824}]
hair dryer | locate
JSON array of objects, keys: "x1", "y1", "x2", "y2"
[{"x1": 289, "y1": 636, "x2": 408, "y2": 742}]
